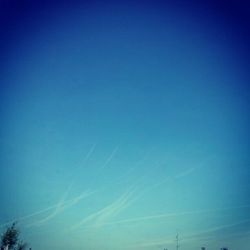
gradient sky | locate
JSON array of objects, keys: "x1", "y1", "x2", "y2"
[{"x1": 0, "y1": 0, "x2": 250, "y2": 249}]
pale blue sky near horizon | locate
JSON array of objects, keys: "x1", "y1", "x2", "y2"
[{"x1": 0, "y1": 1, "x2": 250, "y2": 249}]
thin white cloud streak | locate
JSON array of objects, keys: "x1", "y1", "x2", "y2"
[
  {"x1": 83, "y1": 144, "x2": 96, "y2": 163},
  {"x1": 63, "y1": 190, "x2": 96, "y2": 209},
  {"x1": 127, "y1": 237, "x2": 174, "y2": 249},
  {"x1": 112, "y1": 158, "x2": 146, "y2": 186},
  {"x1": 74, "y1": 191, "x2": 131, "y2": 228},
  {"x1": 152, "y1": 219, "x2": 250, "y2": 247},
  {"x1": 132, "y1": 165, "x2": 195, "y2": 200},
  {"x1": 175, "y1": 155, "x2": 217, "y2": 180},
  {"x1": 85, "y1": 205, "x2": 250, "y2": 228},
  {"x1": 143, "y1": 175, "x2": 172, "y2": 194},
  {"x1": 71, "y1": 156, "x2": 219, "y2": 232},
  {"x1": 71, "y1": 144, "x2": 96, "y2": 177},
  {"x1": 26, "y1": 189, "x2": 96, "y2": 227},
  {"x1": 71, "y1": 187, "x2": 138, "y2": 230},
  {"x1": 113, "y1": 159, "x2": 163, "y2": 191},
  {"x1": 115, "y1": 149, "x2": 154, "y2": 184},
  {"x1": 23, "y1": 145, "x2": 96, "y2": 228},
  {"x1": 192, "y1": 228, "x2": 250, "y2": 243},
  {"x1": 175, "y1": 167, "x2": 196, "y2": 178},
  {"x1": 185, "y1": 218, "x2": 250, "y2": 241},
  {"x1": 0, "y1": 189, "x2": 96, "y2": 228},
  {"x1": 126, "y1": 218, "x2": 250, "y2": 249},
  {"x1": 99, "y1": 146, "x2": 119, "y2": 170},
  {"x1": 1, "y1": 185, "x2": 72, "y2": 228},
  {"x1": 94, "y1": 190, "x2": 135, "y2": 227},
  {"x1": 0, "y1": 206, "x2": 56, "y2": 228},
  {"x1": 138, "y1": 155, "x2": 217, "y2": 199}
]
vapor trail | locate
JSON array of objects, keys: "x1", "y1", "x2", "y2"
[
  {"x1": 185, "y1": 218, "x2": 250, "y2": 240},
  {"x1": 83, "y1": 144, "x2": 96, "y2": 163},
  {"x1": 0, "y1": 206, "x2": 56, "y2": 228},
  {"x1": 71, "y1": 186, "x2": 138, "y2": 230},
  {"x1": 127, "y1": 237, "x2": 174, "y2": 249},
  {"x1": 175, "y1": 167, "x2": 196, "y2": 178},
  {"x1": 72, "y1": 144, "x2": 96, "y2": 176},
  {"x1": 84, "y1": 204, "x2": 250, "y2": 228},
  {"x1": 99, "y1": 146, "x2": 119, "y2": 170},
  {"x1": 138, "y1": 155, "x2": 217, "y2": 199},
  {"x1": 125, "y1": 217, "x2": 250, "y2": 249},
  {"x1": 25, "y1": 185, "x2": 73, "y2": 227},
  {"x1": 0, "y1": 189, "x2": 96, "y2": 228},
  {"x1": 26, "y1": 189, "x2": 95, "y2": 227}
]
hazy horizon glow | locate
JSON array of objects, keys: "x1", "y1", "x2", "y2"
[{"x1": 0, "y1": 1, "x2": 250, "y2": 249}]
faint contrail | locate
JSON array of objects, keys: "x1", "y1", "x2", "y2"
[
  {"x1": 26, "y1": 189, "x2": 96, "y2": 227},
  {"x1": 0, "y1": 206, "x2": 57, "y2": 228},
  {"x1": 26, "y1": 185, "x2": 73, "y2": 227},
  {"x1": 71, "y1": 187, "x2": 138, "y2": 230},
  {"x1": 63, "y1": 189, "x2": 96, "y2": 209},
  {"x1": 83, "y1": 144, "x2": 96, "y2": 163},
  {"x1": 125, "y1": 218, "x2": 250, "y2": 249},
  {"x1": 71, "y1": 190, "x2": 132, "y2": 229},
  {"x1": 2, "y1": 185, "x2": 72, "y2": 228},
  {"x1": 175, "y1": 167, "x2": 196, "y2": 178},
  {"x1": 119, "y1": 149, "x2": 153, "y2": 178},
  {"x1": 153, "y1": 219, "x2": 250, "y2": 248},
  {"x1": 84, "y1": 204, "x2": 250, "y2": 228},
  {"x1": 113, "y1": 152, "x2": 162, "y2": 188},
  {"x1": 99, "y1": 146, "x2": 119, "y2": 170},
  {"x1": 138, "y1": 155, "x2": 217, "y2": 199},
  {"x1": 0, "y1": 189, "x2": 96, "y2": 229},
  {"x1": 112, "y1": 157, "x2": 146, "y2": 185},
  {"x1": 94, "y1": 189, "x2": 136, "y2": 227},
  {"x1": 190, "y1": 228, "x2": 250, "y2": 243},
  {"x1": 71, "y1": 144, "x2": 96, "y2": 176},
  {"x1": 127, "y1": 237, "x2": 174, "y2": 249},
  {"x1": 164, "y1": 219, "x2": 250, "y2": 246},
  {"x1": 185, "y1": 218, "x2": 250, "y2": 240}
]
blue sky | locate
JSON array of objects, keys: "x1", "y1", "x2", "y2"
[{"x1": 0, "y1": 1, "x2": 250, "y2": 249}]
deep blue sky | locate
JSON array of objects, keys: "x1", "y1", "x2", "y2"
[{"x1": 0, "y1": 1, "x2": 250, "y2": 249}]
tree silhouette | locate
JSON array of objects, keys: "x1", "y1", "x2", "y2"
[{"x1": 0, "y1": 223, "x2": 28, "y2": 250}]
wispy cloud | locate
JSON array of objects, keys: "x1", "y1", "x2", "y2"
[
  {"x1": 31, "y1": 185, "x2": 72, "y2": 226},
  {"x1": 175, "y1": 155, "x2": 217, "y2": 179},
  {"x1": 190, "y1": 227, "x2": 250, "y2": 243},
  {"x1": 63, "y1": 189, "x2": 96, "y2": 209},
  {"x1": 85, "y1": 204, "x2": 250, "y2": 228},
  {"x1": 127, "y1": 237, "x2": 174, "y2": 249},
  {"x1": 175, "y1": 167, "x2": 197, "y2": 179},
  {"x1": 0, "y1": 185, "x2": 71, "y2": 228},
  {"x1": 99, "y1": 146, "x2": 119, "y2": 170},
  {"x1": 71, "y1": 187, "x2": 137, "y2": 230},
  {"x1": 0, "y1": 206, "x2": 55, "y2": 228},
  {"x1": 0, "y1": 189, "x2": 97, "y2": 229},
  {"x1": 185, "y1": 218, "x2": 250, "y2": 241},
  {"x1": 26, "y1": 188, "x2": 95, "y2": 227},
  {"x1": 73, "y1": 144, "x2": 96, "y2": 172},
  {"x1": 125, "y1": 217, "x2": 250, "y2": 249},
  {"x1": 68, "y1": 144, "x2": 96, "y2": 181},
  {"x1": 138, "y1": 155, "x2": 217, "y2": 199},
  {"x1": 112, "y1": 155, "x2": 148, "y2": 186},
  {"x1": 83, "y1": 144, "x2": 96, "y2": 163}
]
